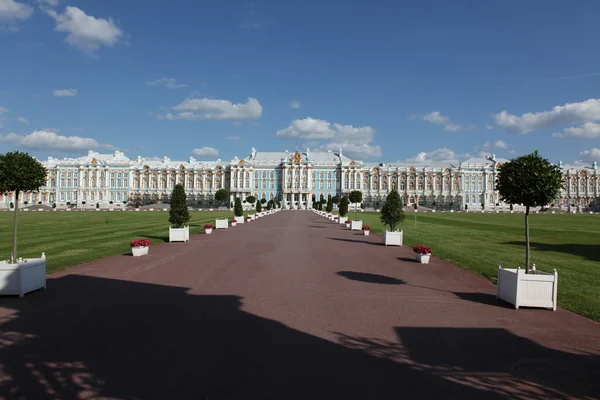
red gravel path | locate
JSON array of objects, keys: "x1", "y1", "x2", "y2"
[{"x1": 1, "y1": 210, "x2": 599, "y2": 399}]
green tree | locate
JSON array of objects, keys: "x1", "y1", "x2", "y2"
[
  {"x1": 276, "y1": 200, "x2": 281, "y2": 208},
  {"x1": 380, "y1": 189, "x2": 405, "y2": 232},
  {"x1": 214, "y1": 188, "x2": 229, "y2": 219},
  {"x1": 256, "y1": 200, "x2": 262, "y2": 212},
  {"x1": 349, "y1": 190, "x2": 363, "y2": 220},
  {"x1": 326, "y1": 198, "x2": 333, "y2": 213},
  {"x1": 496, "y1": 150, "x2": 563, "y2": 273},
  {"x1": 246, "y1": 195, "x2": 256, "y2": 204},
  {"x1": 331, "y1": 195, "x2": 340, "y2": 205},
  {"x1": 0, "y1": 151, "x2": 46, "y2": 262},
  {"x1": 96, "y1": 202, "x2": 99, "y2": 209},
  {"x1": 338, "y1": 195, "x2": 349, "y2": 217},
  {"x1": 168, "y1": 183, "x2": 191, "y2": 228},
  {"x1": 260, "y1": 198, "x2": 266, "y2": 204},
  {"x1": 234, "y1": 198, "x2": 243, "y2": 217}
]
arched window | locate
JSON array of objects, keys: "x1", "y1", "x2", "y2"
[
  {"x1": 382, "y1": 181, "x2": 388, "y2": 191},
  {"x1": 409, "y1": 180, "x2": 415, "y2": 191},
  {"x1": 400, "y1": 181, "x2": 405, "y2": 191},
  {"x1": 372, "y1": 179, "x2": 378, "y2": 190}
]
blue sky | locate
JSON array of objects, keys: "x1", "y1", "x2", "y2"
[{"x1": 1, "y1": 0, "x2": 600, "y2": 165}]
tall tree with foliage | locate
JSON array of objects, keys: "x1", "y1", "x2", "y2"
[
  {"x1": 0, "y1": 152, "x2": 47, "y2": 263},
  {"x1": 338, "y1": 195, "x2": 349, "y2": 217},
  {"x1": 168, "y1": 184, "x2": 190, "y2": 228},
  {"x1": 380, "y1": 189, "x2": 405, "y2": 232},
  {"x1": 234, "y1": 198, "x2": 243, "y2": 217},
  {"x1": 325, "y1": 197, "x2": 333, "y2": 213},
  {"x1": 349, "y1": 190, "x2": 363, "y2": 220},
  {"x1": 331, "y1": 195, "x2": 340, "y2": 205},
  {"x1": 256, "y1": 200, "x2": 262, "y2": 212},
  {"x1": 496, "y1": 151, "x2": 562, "y2": 273},
  {"x1": 214, "y1": 188, "x2": 229, "y2": 219}
]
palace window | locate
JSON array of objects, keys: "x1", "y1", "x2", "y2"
[
  {"x1": 400, "y1": 181, "x2": 405, "y2": 191},
  {"x1": 382, "y1": 181, "x2": 387, "y2": 191},
  {"x1": 409, "y1": 181, "x2": 415, "y2": 191},
  {"x1": 245, "y1": 180, "x2": 249, "y2": 188},
  {"x1": 427, "y1": 180, "x2": 432, "y2": 191},
  {"x1": 372, "y1": 180, "x2": 378, "y2": 190}
]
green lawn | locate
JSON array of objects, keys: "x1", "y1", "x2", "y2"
[
  {"x1": 350, "y1": 210, "x2": 600, "y2": 322},
  {"x1": 0, "y1": 209, "x2": 243, "y2": 274}
]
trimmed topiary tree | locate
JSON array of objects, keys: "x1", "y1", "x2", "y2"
[
  {"x1": 326, "y1": 197, "x2": 333, "y2": 213},
  {"x1": 496, "y1": 150, "x2": 562, "y2": 273},
  {"x1": 0, "y1": 151, "x2": 47, "y2": 262},
  {"x1": 234, "y1": 198, "x2": 243, "y2": 217},
  {"x1": 338, "y1": 195, "x2": 349, "y2": 217},
  {"x1": 214, "y1": 188, "x2": 229, "y2": 219},
  {"x1": 256, "y1": 200, "x2": 262, "y2": 213},
  {"x1": 380, "y1": 189, "x2": 405, "y2": 232},
  {"x1": 96, "y1": 202, "x2": 99, "y2": 209},
  {"x1": 169, "y1": 183, "x2": 190, "y2": 228},
  {"x1": 331, "y1": 195, "x2": 340, "y2": 205},
  {"x1": 246, "y1": 195, "x2": 256, "y2": 204},
  {"x1": 10, "y1": 202, "x2": 14, "y2": 209},
  {"x1": 349, "y1": 190, "x2": 362, "y2": 220},
  {"x1": 260, "y1": 198, "x2": 266, "y2": 204}
]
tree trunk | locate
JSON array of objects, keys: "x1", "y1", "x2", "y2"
[
  {"x1": 12, "y1": 191, "x2": 19, "y2": 263},
  {"x1": 525, "y1": 204, "x2": 530, "y2": 273}
]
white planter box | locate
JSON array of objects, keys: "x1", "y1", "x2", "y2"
[
  {"x1": 136, "y1": 208, "x2": 140, "y2": 211},
  {"x1": 249, "y1": 214, "x2": 256, "y2": 220},
  {"x1": 234, "y1": 216, "x2": 245, "y2": 224},
  {"x1": 132, "y1": 246, "x2": 149, "y2": 257},
  {"x1": 415, "y1": 253, "x2": 430, "y2": 264},
  {"x1": 363, "y1": 230, "x2": 370, "y2": 236},
  {"x1": 338, "y1": 216, "x2": 348, "y2": 224},
  {"x1": 0, "y1": 255, "x2": 46, "y2": 297},
  {"x1": 149, "y1": 208, "x2": 154, "y2": 211},
  {"x1": 205, "y1": 228, "x2": 213, "y2": 235},
  {"x1": 497, "y1": 266, "x2": 558, "y2": 310},
  {"x1": 169, "y1": 226, "x2": 189, "y2": 242},
  {"x1": 215, "y1": 219, "x2": 228, "y2": 229},
  {"x1": 382, "y1": 230, "x2": 403, "y2": 246},
  {"x1": 351, "y1": 220, "x2": 363, "y2": 231}
]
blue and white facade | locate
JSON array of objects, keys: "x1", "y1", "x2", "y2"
[{"x1": 1, "y1": 148, "x2": 599, "y2": 211}]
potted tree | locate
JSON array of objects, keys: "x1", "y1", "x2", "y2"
[
  {"x1": 338, "y1": 195, "x2": 349, "y2": 225},
  {"x1": 130, "y1": 239, "x2": 150, "y2": 257},
  {"x1": 349, "y1": 190, "x2": 363, "y2": 221},
  {"x1": 413, "y1": 245, "x2": 432, "y2": 264},
  {"x1": 0, "y1": 151, "x2": 47, "y2": 296},
  {"x1": 214, "y1": 188, "x2": 229, "y2": 229},
  {"x1": 234, "y1": 198, "x2": 244, "y2": 223},
  {"x1": 496, "y1": 151, "x2": 562, "y2": 310},
  {"x1": 380, "y1": 189, "x2": 405, "y2": 246},
  {"x1": 256, "y1": 199, "x2": 262, "y2": 216},
  {"x1": 168, "y1": 183, "x2": 190, "y2": 242}
]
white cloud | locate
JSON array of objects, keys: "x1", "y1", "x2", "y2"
[
  {"x1": 164, "y1": 97, "x2": 262, "y2": 121},
  {"x1": 494, "y1": 98, "x2": 600, "y2": 134},
  {"x1": 53, "y1": 88, "x2": 78, "y2": 97},
  {"x1": 579, "y1": 148, "x2": 600, "y2": 162},
  {"x1": 225, "y1": 135, "x2": 240, "y2": 141},
  {"x1": 38, "y1": 0, "x2": 62, "y2": 6},
  {"x1": 276, "y1": 117, "x2": 380, "y2": 158},
  {"x1": 552, "y1": 122, "x2": 600, "y2": 138},
  {"x1": 289, "y1": 100, "x2": 301, "y2": 109},
  {"x1": 17, "y1": 116, "x2": 28, "y2": 124},
  {"x1": 0, "y1": 130, "x2": 116, "y2": 152},
  {"x1": 192, "y1": 147, "x2": 219, "y2": 157},
  {"x1": 146, "y1": 78, "x2": 188, "y2": 89},
  {"x1": 45, "y1": 6, "x2": 123, "y2": 56},
  {"x1": 482, "y1": 140, "x2": 508, "y2": 150},
  {"x1": 406, "y1": 147, "x2": 467, "y2": 164},
  {"x1": 486, "y1": 125, "x2": 494, "y2": 130},
  {"x1": 0, "y1": 0, "x2": 33, "y2": 28},
  {"x1": 422, "y1": 111, "x2": 473, "y2": 132}
]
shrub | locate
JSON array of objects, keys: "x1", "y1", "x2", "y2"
[
  {"x1": 380, "y1": 189, "x2": 405, "y2": 232},
  {"x1": 10, "y1": 202, "x2": 14, "y2": 209},
  {"x1": 234, "y1": 198, "x2": 243, "y2": 217},
  {"x1": 276, "y1": 200, "x2": 281, "y2": 208},
  {"x1": 169, "y1": 183, "x2": 190, "y2": 228},
  {"x1": 338, "y1": 195, "x2": 349, "y2": 217},
  {"x1": 23, "y1": 201, "x2": 28, "y2": 205},
  {"x1": 260, "y1": 198, "x2": 266, "y2": 204},
  {"x1": 66, "y1": 202, "x2": 70, "y2": 206},
  {"x1": 331, "y1": 195, "x2": 340, "y2": 204},
  {"x1": 246, "y1": 195, "x2": 256, "y2": 204},
  {"x1": 256, "y1": 201, "x2": 262, "y2": 212},
  {"x1": 109, "y1": 201, "x2": 113, "y2": 204},
  {"x1": 52, "y1": 203, "x2": 56, "y2": 209},
  {"x1": 413, "y1": 245, "x2": 432, "y2": 255},
  {"x1": 96, "y1": 203, "x2": 99, "y2": 209},
  {"x1": 349, "y1": 190, "x2": 363, "y2": 219},
  {"x1": 326, "y1": 198, "x2": 333, "y2": 213},
  {"x1": 130, "y1": 239, "x2": 150, "y2": 248},
  {"x1": 230, "y1": 219, "x2": 237, "y2": 225},
  {"x1": 38, "y1": 201, "x2": 42, "y2": 205},
  {"x1": 81, "y1": 201, "x2": 86, "y2": 205},
  {"x1": 135, "y1": 201, "x2": 140, "y2": 209}
]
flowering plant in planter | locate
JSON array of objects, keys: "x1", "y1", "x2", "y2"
[
  {"x1": 362, "y1": 226, "x2": 371, "y2": 231},
  {"x1": 204, "y1": 224, "x2": 214, "y2": 229},
  {"x1": 130, "y1": 239, "x2": 150, "y2": 248},
  {"x1": 230, "y1": 219, "x2": 237, "y2": 225},
  {"x1": 413, "y1": 245, "x2": 432, "y2": 255}
]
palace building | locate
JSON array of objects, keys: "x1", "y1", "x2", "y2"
[{"x1": 1, "y1": 148, "x2": 599, "y2": 211}]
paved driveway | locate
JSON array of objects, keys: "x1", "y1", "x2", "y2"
[{"x1": 1, "y1": 211, "x2": 599, "y2": 399}]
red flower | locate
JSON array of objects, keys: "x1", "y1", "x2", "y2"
[
  {"x1": 204, "y1": 224, "x2": 214, "y2": 229},
  {"x1": 130, "y1": 239, "x2": 150, "y2": 248},
  {"x1": 362, "y1": 226, "x2": 371, "y2": 231},
  {"x1": 413, "y1": 245, "x2": 432, "y2": 255}
]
